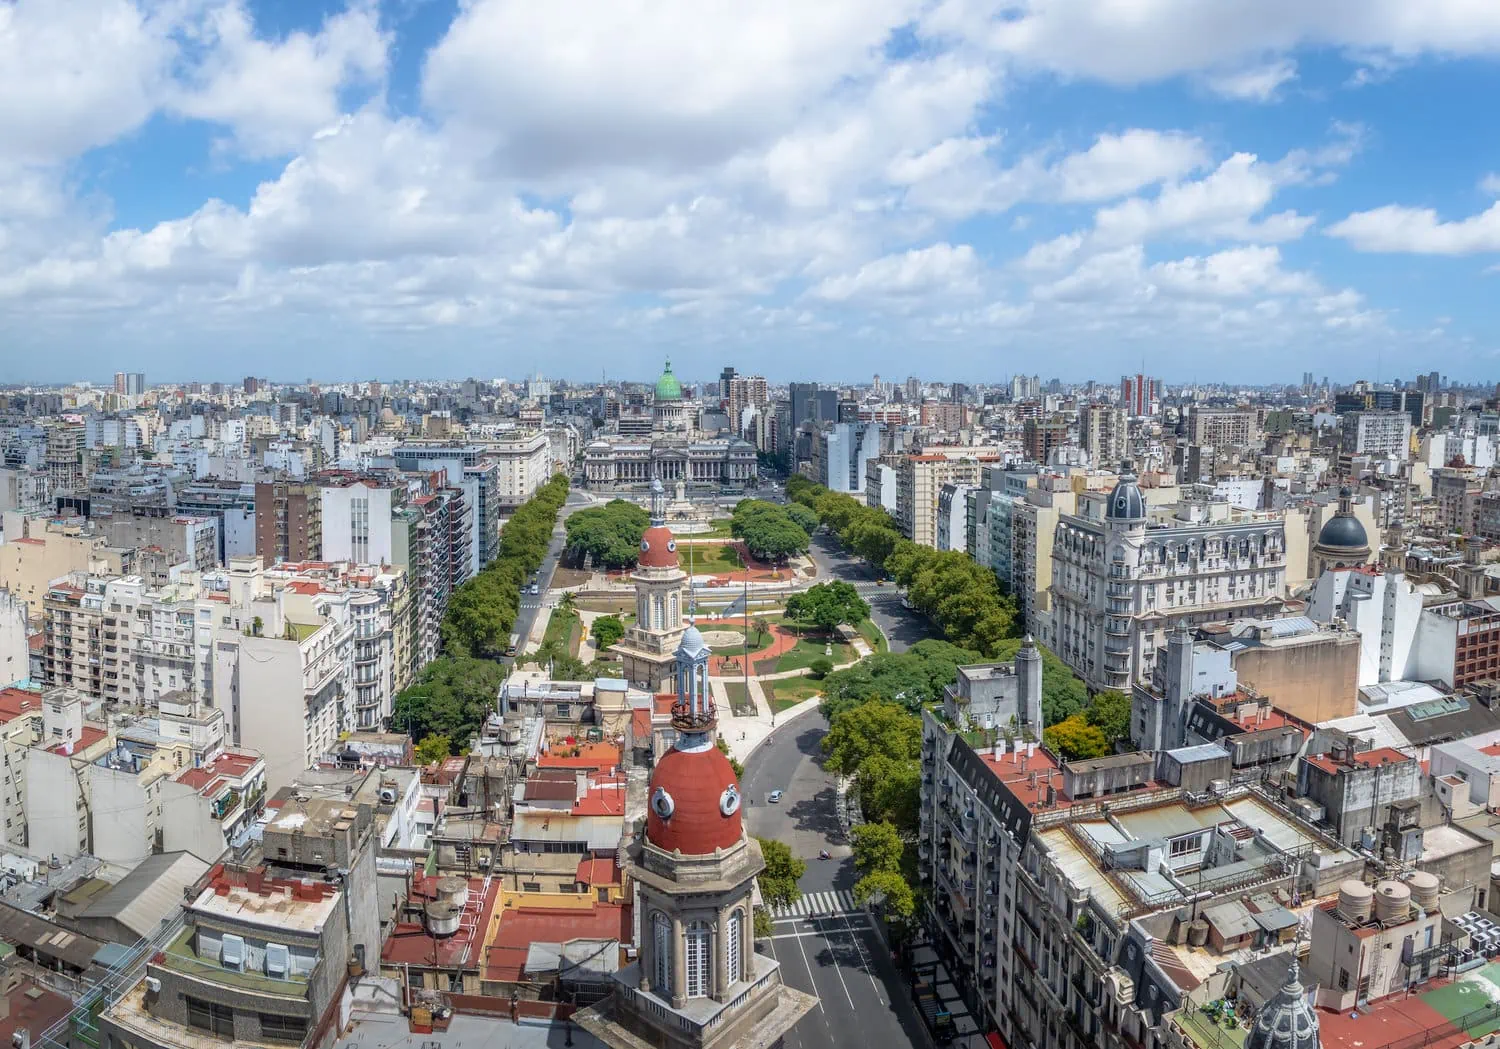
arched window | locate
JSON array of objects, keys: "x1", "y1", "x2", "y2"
[
  {"x1": 727, "y1": 909, "x2": 744, "y2": 984},
  {"x1": 653, "y1": 912, "x2": 672, "y2": 993},
  {"x1": 685, "y1": 920, "x2": 711, "y2": 999},
  {"x1": 669, "y1": 590, "x2": 679, "y2": 624}
]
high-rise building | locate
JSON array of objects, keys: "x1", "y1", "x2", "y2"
[
  {"x1": 1187, "y1": 406, "x2": 1260, "y2": 448},
  {"x1": 897, "y1": 450, "x2": 997, "y2": 548},
  {"x1": 114, "y1": 372, "x2": 127, "y2": 395},
  {"x1": 45, "y1": 420, "x2": 85, "y2": 494},
  {"x1": 718, "y1": 365, "x2": 737, "y2": 402},
  {"x1": 1341, "y1": 410, "x2": 1412, "y2": 458},
  {"x1": 1023, "y1": 416, "x2": 1069, "y2": 464},
  {"x1": 1079, "y1": 403, "x2": 1126, "y2": 467},
  {"x1": 1121, "y1": 373, "x2": 1159, "y2": 416},
  {"x1": 243, "y1": 375, "x2": 259, "y2": 394},
  {"x1": 789, "y1": 382, "x2": 818, "y2": 427},
  {"x1": 726, "y1": 375, "x2": 768, "y2": 435},
  {"x1": 254, "y1": 480, "x2": 323, "y2": 565},
  {"x1": 812, "y1": 422, "x2": 882, "y2": 494},
  {"x1": 905, "y1": 375, "x2": 922, "y2": 402}
]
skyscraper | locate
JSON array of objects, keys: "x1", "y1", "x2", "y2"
[{"x1": 1120, "y1": 373, "x2": 1159, "y2": 416}]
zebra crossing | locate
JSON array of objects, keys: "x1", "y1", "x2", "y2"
[{"x1": 771, "y1": 889, "x2": 860, "y2": 919}]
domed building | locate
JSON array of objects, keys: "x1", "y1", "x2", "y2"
[
  {"x1": 577, "y1": 624, "x2": 817, "y2": 1049},
  {"x1": 653, "y1": 358, "x2": 689, "y2": 432},
  {"x1": 1245, "y1": 959, "x2": 1320, "y2": 1049},
  {"x1": 1311, "y1": 487, "x2": 1372, "y2": 575},
  {"x1": 611, "y1": 480, "x2": 691, "y2": 692}
]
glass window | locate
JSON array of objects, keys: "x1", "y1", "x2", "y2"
[
  {"x1": 653, "y1": 912, "x2": 673, "y2": 992},
  {"x1": 259, "y1": 1014, "x2": 306, "y2": 1044},
  {"x1": 685, "y1": 920, "x2": 711, "y2": 998},
  {"x1": 186, "y1": 998, "x2": 234, "y2": 1039},
  {"x1": 727, "y1": 909, "x2": 744, "y2": 985}
]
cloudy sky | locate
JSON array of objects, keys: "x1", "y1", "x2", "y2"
[{"x1": 4, "y1": 0, "x2": 1500, "y2": 386}]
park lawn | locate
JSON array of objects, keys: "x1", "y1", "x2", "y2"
[
  {"x1": 762, "y1": 635, "x2": 856, "y2": 675},
  {"x1": 576, "y1": 596, "x2": 635, "y2": 615},
  {"x1": 856, "y1": 618, "x2": 888, "y2": 653},
  {"x1": 682, "y1": 543, "x2": 744, "y2": 575},
  {"x1": 722, "y1": 681, "x2": 756, "y2": 718},
  {"x1": 766, "y1": 677, "x2": 822, "y2": 712},
  {"x1": 543, "y1": 609, "x2": 583, "y2": 657},
  {"x1": 702, "y1": 518, "x2": 736, "y2": 538}
]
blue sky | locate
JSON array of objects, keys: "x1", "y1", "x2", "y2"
[{"x1": 5, "y1": 1, "x2": 1500, "y2": 386}]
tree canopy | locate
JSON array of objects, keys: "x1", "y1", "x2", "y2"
[
  {"x1": 784, "y1": 502, "x2": 820, "y2": 534},
  {"x1": 590, "y1": 614, "x2": 625, "y2": 650},
  {"x1": 822, "y1": 698, "x2": 921, "y2": 777},
  {"x1": 730, "y1": 500, "x2": 810, "y2": 561},
  {"x1": 785, "y1": 581, "x2": 870, "y2": 632},
  {"x1": 1044, "y1": 714, "x2": 1111, "y2": 761},
  {"x1": 755, "y1": 838, "x2": 805, "y2": 908},
  {"x1": 393, "y1": 656, "x2": 508, "y2": 744},
  {"x1": 820, "y1": 639, "x2": 983, "y2": 717},
  {"x1": 564, "y1": 499, "x2": 650, "y2": 569}
]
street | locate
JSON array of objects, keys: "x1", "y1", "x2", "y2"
[
  {"x1": 742, "y1": 707, "x2": 928, "y2": 1049},
  {"x1": 805, "y1": 531, "x2": 934, "y2": 654},
  {"x1": 507, "y1": 490, "x2": 595, "y2": 660}
]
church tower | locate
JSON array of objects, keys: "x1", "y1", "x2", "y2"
[
  {"x1": 577, "y1": 627, "x2": 817, "y2": 1049},
  {"x1": 611, "y1": 480, "x2": 692, "y2": 691}
]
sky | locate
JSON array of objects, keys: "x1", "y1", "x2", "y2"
[{"x1": 5, "y1": 1, "x2": 1500, "y2": 386}]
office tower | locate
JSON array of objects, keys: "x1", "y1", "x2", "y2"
[
  {"x1": 1121, "y1": 373, "x2": 1159, "y2": 416},
  {"x1": 718, "y1": 366, "x2": 737, "y2": 402}
]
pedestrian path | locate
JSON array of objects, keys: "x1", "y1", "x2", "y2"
[{"x1": 771, "y1": 889, "x2": 859, "y2": 919}]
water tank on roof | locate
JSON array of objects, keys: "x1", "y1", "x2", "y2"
[
  {"x1": 1187, "y1": 921, "x2": 1210, "y2": 947},
  {"x1": 1375, "y1": 880, "x2": 1411, "y2": 924},
  {"x1": 436, "y1": 876, "x2": 469, "y2": 909},
  {"x1": 1408, "y1": 871, "x2": 1441, "y2": 912},
  {"x1": 1338, "y1": 880, "x2": 1374, "y2": 923},
  {"x1": 424, "y1": 901, "x2": 461, "y2": 937}
]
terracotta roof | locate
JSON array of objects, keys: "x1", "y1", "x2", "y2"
[
  {"x1": 1304, "y1": 746, "x2": 1413, "y2": 776},
  {"x1": 0, "y1": 689, "x2": 42, "y2": 723},
  {"x1": 638, "y1": 525, "x2": 679, "y2": 569},
  {"x1": 575, "y1": 858, "x2": 620, "y2": 886},
  {"x1": 50, "y1": 725, "x2": 107, "y2": 756},
  {"x1": 646, "y1": 742, "x2": 741, "y2": 855},
  {"x1": 483, "y1": 903, "x2": 631, "y2": 983},
  {"x1": 537, "y1": 741, "x2": 621, "y2": 773}
]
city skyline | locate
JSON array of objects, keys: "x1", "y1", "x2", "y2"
[{"x1": 6, "y1": 2, "x2": 1500, "y2": 381}]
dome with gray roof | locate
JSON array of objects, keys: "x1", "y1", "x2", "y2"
[
  {"x1": 1245, "y1": 959, "x2": 1320, "y2": 1049},
  {"x1": 1106, "y1": 474, "x2": 1146, "y2": 521}
]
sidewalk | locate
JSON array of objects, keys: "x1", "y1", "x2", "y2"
[{"x1": 714, "y1": 675, "x2": 826, "y2": 764}]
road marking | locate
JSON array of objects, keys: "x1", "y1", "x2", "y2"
[
  {"x1": 772, "y1": 889, "x2": 857, "y2": 919},
  {"x1": 834, "y1": 908, "x2": 885, "y2": 1003},
  {"x1": 783, "y1": 907, "x2": 824, "y2": 1016},
  {"x1": 766, "y1": 919, "x2": 873, "y2": 939}
]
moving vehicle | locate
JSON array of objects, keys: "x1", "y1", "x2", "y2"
[
  {"x1": 505, "y1": 633, "x2": 521, "y2": 657},
  {"x1": 768, "y1": 790, "x2": 784, "y2": 804},
  {"x1": 529, "y1": 583, "x2": 540, "y2": 595}
]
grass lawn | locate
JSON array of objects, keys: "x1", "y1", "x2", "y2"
[
  {"x1": 856, "y1": 618, "x2": 888, "y2": 653},
  {"x1": 766, "y1": 677, "x2": 823, "y2": 712},
  {"x1": 576, "y1": 596, "x2": 635, "y2": 615},
  {"x1": 722, "y1": 681, "x2": 756, "y2": 718},
  {"x1": 543, "y1": 609, "x2": 583, "y2": 657},
  {"x1": 701, "y1": 518, "x2": 736, "y2": 538},
  {"x1": 682, "y1": 543, "x2": 744, "y2": 575},
  {"x1": 758, "y1": 635, "x2": 856, "y2": 675}
]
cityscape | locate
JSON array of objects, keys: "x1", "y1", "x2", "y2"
[{"x1": 10, "y1": 5, "x2": 1500, "y2": 1049}]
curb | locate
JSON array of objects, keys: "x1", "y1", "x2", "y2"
[{"x1": 740, "y1": 701, "x2": 824, "y2": 770}]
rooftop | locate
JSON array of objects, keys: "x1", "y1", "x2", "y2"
[
  {"x1": 483, "y1": 903, "x2": 630, "y2": 984},
  {"x1": 1304, "y1": 746, "x2": 1415, "y2": 776},
  {"x1": 380, "y1": 875, "x2": 499, "y2": 969},
  {"x1": 190, "y1": 866, "x2": 341, "y2": 934}
]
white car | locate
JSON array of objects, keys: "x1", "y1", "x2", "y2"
[{"x1": 768, "y1": 790, "x2": 784, "y2": 804}]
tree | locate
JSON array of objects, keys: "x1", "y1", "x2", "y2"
[
  {"x1": 808, "y1": 657, "x2": 833, "y2": 679},
  {"x1": 751, "y1": 616, "x2": 772, "y2": 648},
  {"x1": 1044, "y1": 714, "x2": 1111, "y2": 761},
  {"x1": 853, "y1": 870, "x2": 916, "y2": 920},
  {"x1": 739, "y1": 513, "x2": 810, "y2": 562},
  {"x1": 394, "y1": 657, "x2": 508, "y2": 744},
  {"x1": 557, "y1": 592, "x2": 577, "y2": 617},
  {"x1": 1085, "y1": 691, "x2": 1133, "y2": 745},
  {"x1": 591, "y1": 614, "x2": 625, "y2": 650},
  {"x1": 856, "y1": 754, "x2": 921, "y2": 835},
  {"x1": 850, "y1": 821, "x2": 904, "y2": 877},
  {"x1": 716, "y1": 736, "x2": 744, "y2": 778},
  {"x1": 785, "y1": 503, "x2": 819, "y2": 534},
  {"x1": 565, "y1": 499, "x2": 649, "y2": 568},
  {"x1": 753, "y1": 907, "x2": 774, "y2": 938},
  {"x1": 820, "y1": 639, "x2": 982, "y2": 718},
  {"x1": 785, "y1": 581, "x2": 870, "y2": 633},
  {"x1": 823, "y1": 698, "x2": 921, "y2": 776},
  {"x1": 414, "y1": 734, "x2": 452, "y2": 765},
  {"x1": 755, "y1": 838, "x2": 805, "y2": 909}
]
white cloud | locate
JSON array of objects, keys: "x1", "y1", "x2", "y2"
[
  {"x1": 1050, "y1": 130, "x2": 1209, "y2": 201},
  {"x1": 1482, "y1": 173, "x2": 1500, "y2": 197},
  {"x1": 808, "y1": 243, "x2": 981, "y2": 302},
  {"x1": 1327, "y1": 201, "x2": 1500, "y2": 255},
  {"x1": 979, "y1": 1, "x2": 1500, "y2": 86},
  {"x1": 1093, "y1": 153, "x2": 1314, "y2": 246},
  {"x1": 1203, "y1": 59, "x2": 1298, "y2": 101},
  {"x1": 170, "y1": 2, "x2": 388, "y2": 158}
]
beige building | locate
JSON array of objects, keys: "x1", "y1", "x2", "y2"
[
  {"x1": 0, "y1": 522, "x2": 128, "y2": 617},
  {"x1": 1187, "y1": 407, "x2": 1260, "y2": 448},
  {"x1": 898, "y1": 449, "x2": 999, "y2": 548}
]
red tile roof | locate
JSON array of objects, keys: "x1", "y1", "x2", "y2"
[
  {"x1": 537, "y1": 741, "x2": 621, "y2": 773},
  {"x1": 0, "y1": 688, "x2": 42, "y2": 723},
  {"x1": 483, "y1": 903, "x2": 631, "y2": 983},
  {"x1": 381, "y1": 876, "x2": 500, "y2": 969},
  {"x1": 576, "y1": 858, "x2": 619, "y2": 886},
  {"x1": 1304, "y1": 746, "x2": 1414, "y2": 776},
  {"x1": 50, "y1": 725, "x2": 107, "y2": 756},
  {"x1": 630, "y1": 708, "x2": 651, "y2": 739}
]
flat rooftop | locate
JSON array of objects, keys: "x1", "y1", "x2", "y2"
[{"x1": 190, "y1": 868, "x2": 340, "y2": 935}]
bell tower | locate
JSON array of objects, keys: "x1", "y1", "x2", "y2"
[{"x1": 611, "y1": 479, "x2": 691, "y2": 692}]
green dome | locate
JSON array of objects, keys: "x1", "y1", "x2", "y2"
[{"x1": 655, "y1": 358, "x2": 682, "y2": 401}]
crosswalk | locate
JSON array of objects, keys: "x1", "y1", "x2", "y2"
[{"x1": 771, "y1": 890, "x2": 860, "y2": 919}]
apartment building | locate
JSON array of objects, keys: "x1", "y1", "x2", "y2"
[
  {"x1": 1079, "y1": 404, "x2": 1126, "y2": 467},
  {"x1": 0, "y1": 521, "x2": 129, "y2": 617},
  {"x1": 1049, "y1": 475, "x2": 1288, "y2": 691},
  {"x1": 1023, "y1": 416, "x2": 1070, "y2": 464},
  {"x1": 478, "y1": 431, "x2": 551, "y2": 507},
  {"x1": 1341, "y1": 410, "x2": 1412, "y2": 458},
  {"x1": 1010, "y1": 481, "x2": 1079, "y2": 637},
  {"x1": 1187, "y1": 407, "x2": 1260, "y2": 448},
  {"x1": 176, "y1": 480, "x2": 258, "y2": 561},
  {"x1": 813, "y1": 422, "x2": 882, "y2": 494},
  {"x1": 98, "y1": 793, "x2": 379, "y2": 1049},
  {"x1": 919, "y1": 702, "x2": 1360, "y2": 1049},
  {"x1": 898, "y1": 450, "x2": 997, "y2": 548},
  {"x1": 45, "y1": 420, "x2": 85, "y2": 494},
  {"x1": 390, "y1": 445, "x2": 502, "y2": 570},
  {"x1": 254, "y1": 480, "x2": 323, "y2": 564}
]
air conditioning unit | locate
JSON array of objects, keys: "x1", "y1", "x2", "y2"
[{"x1": 144, "y1": 977, "x2": 161, "y2": 994}]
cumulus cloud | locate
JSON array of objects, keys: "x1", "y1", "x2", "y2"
[
  {"x1": 1327, "y1": 202, "x2": 1500, "y2": 255},
  {"x1": 1203, "y1": 59, "x2": 1298, "y2": 101},
  {"x1": 808, "y1": 243, "x2": 981, "y2": 302}
]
